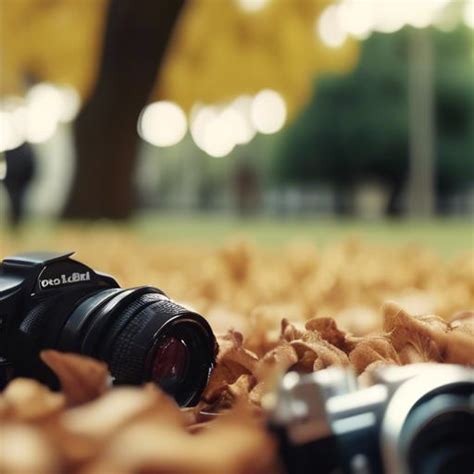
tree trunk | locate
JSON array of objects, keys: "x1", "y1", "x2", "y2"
[
  {"x1": 64, "y1": 0, "x2": 185, "y2": 219},
  {"x1": 406, "y1": 27, "x2": 435, "y2": 218}
]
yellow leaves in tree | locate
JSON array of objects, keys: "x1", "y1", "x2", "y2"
[
  {"x1": 0, "y1": 0, "x2": 107, "y2": 97},
  {"x1": 159, "y1": 0, "x2": 359, "y2": 117},
  {"x1": 1, "y1": 0, "x2": 358, "y2": 120}
]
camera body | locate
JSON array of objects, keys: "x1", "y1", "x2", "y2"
[
  {"x1": 0, "y1": 251, "x2": 216, "y2": 406},
  {"x1": 267, "y1": 364, "x2": 474, "y2": 474},
  {"x1": 0, "y1": 251, "x2": 119, "y2": 386}
]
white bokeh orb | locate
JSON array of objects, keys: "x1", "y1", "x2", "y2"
[
  {"x1": 250, "y1": 89, "x2": 287, "y2": 135},
  {"x1": 138, "y1": 101, "x2": 187, "y2": 147}
]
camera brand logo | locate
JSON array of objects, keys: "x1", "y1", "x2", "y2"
[{"x1": 40, "y1": 271, "x2": 91, "y2": 288}]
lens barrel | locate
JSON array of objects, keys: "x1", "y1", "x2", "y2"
[
  {"x1": 402, "y1": 389, "x2": 474, "y2": 474},
  {"x1": 58, "y1": 287, "x2": 216, "y2": 406}
]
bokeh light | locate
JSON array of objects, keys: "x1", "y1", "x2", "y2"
[
  {"x1": 319, "y1": 0, "x2": 462, "y2": 45},
  {"x1": 0, "y1": 110, "x2": 24, "y2": 152},
  {"x1": 189, "y1": 97, "x2": 258, "y2": 158},
  {"x1": 189, "y1": 90, "x2": 286, "y2": 156},
  {"x1": 336, "y1": 1, "x2": 373, "y2": 39},
  {"x1": 58, "y1": 86, "x2": 81, "y2": 123},
  {"x1": 237, "y1": 0, "x2": 270, "y2": 13},
  {"x1": 25, "y1": 84, "x2": 61, "y2": 143},
  {"x1": 202, "y1": 112, "x2": 236, "y2": 158},
  {"x1": 138, "y1": 101, "x2": 187, "y2": 147},
  {"x1": 0, "y1": 82, "x2": 81, "y2": 151},
  {"x1": 464, "y1": 0, "x2": 474, "y2": 28},
  {"x1": 227, "y1": 96, "x2": 256, "y2": 144},
  {"x1": 317, "y1": 5, "x2": 347, "y2": 48},
  {"x1": 191, "y1": 105, "x2": 235, "y2": 158},
  {"x1": 190, "y1": 105, "x2": 216, "y2": 152},
  {"x1": 250, "y1": 89, "x2": 287, "y2": 134}
]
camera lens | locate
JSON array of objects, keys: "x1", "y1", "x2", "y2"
[
  {"x1": 149, "y1": 336, "x2": 189, "y2": 392},
  {"x1": 57, "y1": 287, "x2": 216, "y2": 406},
  {"x1": 401, "y1": 388, "x2": 474, "y2": 474},
  {"x1": 150, "y1": 336, "x2": 189, "y2": 386}
]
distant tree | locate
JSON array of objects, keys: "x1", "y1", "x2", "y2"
[
  {"x1": 276, "y1": 27, "x2": 474, "y2": 215},
  {"x1": 64, "y1": 0, "x2": 185, "y2": 218},
  {"x1": 2, "y1": 0, "x2": 359, "y2": 219},
  {"x1": 433, "y1": 28, "x2": 474, "y2": 200}
]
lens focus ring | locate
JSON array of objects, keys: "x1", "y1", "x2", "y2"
[
  {"x1": 56, "y1": 286, "x2": 216, "y2": 406},
  {"x1": 106, "y1": 296, "x2": 191, "y2": 385}
]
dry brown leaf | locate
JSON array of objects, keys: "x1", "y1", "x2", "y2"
[
  {"x1": 280, "y1": 318, "x2": 304, "y2": 342},
  {"x1": 218, "y1": 239, "x2": 254, "y2": 282},
  {"x1": 450, "y1": 311, "x2": 474, "y2": 337},
  {"x1": 200, "y1": 375, "x2": 258, "y2": 413},
  {"x1": 3, "y1": 378, "x2": 65, "y2": 422},
  {"x1": 203, "y1": 330, "x2": 258, "y2": 403},
  {"x1": 291, "y1": 330, "x2": 350, "y2": 371},
  {"x1": 0, "y1": 423, "x2": 60, "y2": 474},
  {"x1": 187, "y1": 420, "x2": 214, "y2": 434},
  {"x1": 383, "y1": 302, "x2": 474, "y2": 365},
  {"x1": 349, "y1": 336, "x2": 400, "y2": 374},
  {"x1": 305, "y1": 317, "x2": 355, "y2": 352},
  {"x1": 40, "y1": 350, "x2": 109, "y2": 406},
  {"x1": 86, "y1": 403, "x2": 275, "y2": 474},
  {"x1": 0, "y1": 395, "x2": 8, "y2": 419},
  {"x1": 255, "y1": 341, "x2": 298, "y2": 381},
  {"x1": 227, "y1": 374, "x2": 256, "y2": 400},
  {"x1": 442, "y1": 331, "x2": 474, "y2": 365},
  {"x1": 217, "y1": 330, "x2": 259, "y2": 373},
  {"x1": 201, "y1": 364, "x2": 239, "y2": 403},
  {"x1": 46, "y1": 385, "x2": 185, "y2": 468},
  {"x1": 61, "y1": 385, "x2": 184, "y2": 441}
]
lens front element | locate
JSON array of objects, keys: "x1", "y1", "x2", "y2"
[{"x1": 150, "y1": 336, "x2": 189, "y2": 391}]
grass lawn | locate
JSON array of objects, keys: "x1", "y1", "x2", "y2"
[
  {"x1": 135, "y1": 214, "x2": 473, "y2": 255},
  {"x1": 2, "y1": 214, "x2": 472, "y2": 257}
]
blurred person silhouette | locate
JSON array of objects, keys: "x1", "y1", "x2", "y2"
[
  {"x1": 2, "y1": 143, "x2": 36, "y2": 227},
  {"x1": 233, "y1": 160, "x2": 260, "y2": 216}
]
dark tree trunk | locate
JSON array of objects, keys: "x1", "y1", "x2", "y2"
[{"x1": 64, "y1": 0, "x2": 185, "y2": 219}]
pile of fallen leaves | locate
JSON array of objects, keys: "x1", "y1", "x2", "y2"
[
  {"x1": 1, "y1": 232, "x2": 473, "y2": 473},
  {"x1": 1, "y1": 303, "x2": 472, "y2": 474},
  {"x1": 0, "y1": 351, "x2": 275, "y2": 474},
  {"x1": 199, "y1": 302, "x2": 474, "y2": 414},
  {"x1": 2, "y1": 230, "x2": 474, "y2": 334}
]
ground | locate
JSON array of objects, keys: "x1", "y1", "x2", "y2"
[{"x1": 2, "y1": 214, "x2": 472, "y2": 257}]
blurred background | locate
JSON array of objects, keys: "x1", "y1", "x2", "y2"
[
  {"x1": 0, "y1": 0, "x2": 473, "y2": 246},
  {"x1": 1, "y1": 0, "x2": 473, "y2": 333}
]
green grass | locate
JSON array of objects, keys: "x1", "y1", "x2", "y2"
[
  {"x1": 133, "y1": 214, "x2": 473, "y2": 256},
  {"x1": 2, "y1": 214, "x2": 473, "y2": 257}
]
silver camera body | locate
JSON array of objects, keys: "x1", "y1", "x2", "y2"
[{"x1": 267, "y1": 364, "x2": 474, "y2": 474}]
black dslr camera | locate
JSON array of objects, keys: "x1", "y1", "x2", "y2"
[
  {"x1": 267, "y1": 364, "x2": 474, "y2": 474},
  {"x1": 0, "y1": 251, "x2": 216, "y2": 406}
]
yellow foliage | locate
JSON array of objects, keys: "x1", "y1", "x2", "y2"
[
  {"x1": 159, "y1": 0, "x2": 359, "y2": 116},
  {"x1": 0, "y1": 0, "x2": 359, "y2": 118},
  {"x1": 0, "y1": 0, "x2": 107, "y2": 97}
]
